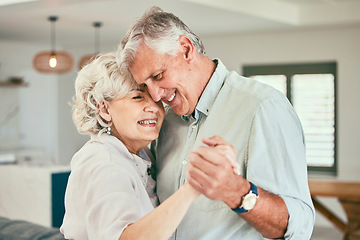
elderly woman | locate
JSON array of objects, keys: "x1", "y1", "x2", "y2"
[{"x1": 60, "y1": 52, "x2": 200, "y2": 240}]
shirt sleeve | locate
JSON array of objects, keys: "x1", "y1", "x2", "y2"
[{"x1": 246, "y1": 97, "x2": 315, "y2": 239}]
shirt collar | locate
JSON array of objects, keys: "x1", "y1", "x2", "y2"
[{"x1": 182, "y1": 59, "x2": 228, "y2": 121}]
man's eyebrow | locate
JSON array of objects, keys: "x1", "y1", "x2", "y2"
[
  {"x1": 143, "y1": 70, "x2": 156, "y2": 81},
  {"x1": 148, "y1": 68, "x2": 165, "y2": 79},
  {"x1": 146, "y1": 72, "x2": 157, "y2": 80}
]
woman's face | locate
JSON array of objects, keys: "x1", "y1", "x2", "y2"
[{"x1": 107, "y1": 86, "x2": 165, "y2": 155}]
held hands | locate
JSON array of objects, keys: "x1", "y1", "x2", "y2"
[
  {"x1": 202, "y1": 137, "x2": 240, "y2": 175},
  {"x1": 187, "y1": 137, "x2": 289, "y2": 238},
  {"x1": 186, "y1": 136, "x2": 250, "y2": 208}
]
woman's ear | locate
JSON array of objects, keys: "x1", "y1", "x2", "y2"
[
  {"x1": 178, "y1": 35, "x2": 194, "y2": 62},
  {"x1": 98, "y1": 101, "x2": 112, "y2": 122}
]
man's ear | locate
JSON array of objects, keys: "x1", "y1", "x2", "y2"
[
  {"x1": 98, "y1": 101, "x2": 112, "y2": 122},
  {"x1": 178, "y1": 35, "x2": 194, "y2": 62}
]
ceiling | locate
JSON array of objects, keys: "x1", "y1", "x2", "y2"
[{"x1": 1, "y1": 0, "x2": 360, "y2": 48}]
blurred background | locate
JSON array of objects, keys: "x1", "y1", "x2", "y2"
[{"x1": 0, "y1": 0, "x2": 359, "y2": 239}]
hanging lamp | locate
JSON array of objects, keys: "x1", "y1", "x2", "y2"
[
  {"x1": 33, "y1": 16, "x2": 74, "y2": 74},
  {"x1": 78, "y1": 22, "x2": 102, "y2": 70}
]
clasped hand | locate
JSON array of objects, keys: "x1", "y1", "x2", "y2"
[{"x1": 186, "y1": 136, "x2": 249, "y2": 208}]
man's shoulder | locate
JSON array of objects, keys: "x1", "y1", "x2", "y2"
[{"x1": 223, "y1": 71, "x2": 284, "y2": 102}]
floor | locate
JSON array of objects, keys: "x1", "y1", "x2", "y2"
[{"x1": 311, "y1": 225, "x2": 343, "y2": 240}]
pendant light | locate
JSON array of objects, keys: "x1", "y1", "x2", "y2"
[
  {"x1": 33, "y1": 16, "x2": 74, "y2": 74},
  {"x1": 78, "y1": 22, "x2": 102, "y2": 70}
]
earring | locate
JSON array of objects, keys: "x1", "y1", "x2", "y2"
[{"x1": 106, "y1": 127, "x2": 111, "y2": 135}]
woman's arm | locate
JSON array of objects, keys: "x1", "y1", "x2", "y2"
[{"x1": 119, "y1": 182, "x2": 199, "y2": 240}]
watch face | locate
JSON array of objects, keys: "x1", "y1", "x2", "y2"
[{"x1": 243, "y1": 193, "x2": 258, "y2": 210}]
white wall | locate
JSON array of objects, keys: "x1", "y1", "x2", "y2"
[
  {"x1": 0, "y1": 41, "x2": 58, "y2": 162},
  {"x1": 0, "y1": 40, "x2": 115, "y2": 165}
]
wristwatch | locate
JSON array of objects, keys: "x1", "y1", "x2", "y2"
[{"x1": 232, "y1": 182, "x2": 258, "y2": 213}]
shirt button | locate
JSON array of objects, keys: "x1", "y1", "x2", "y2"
[{"x1": 182, "y1": 160, "x2": 187, "y2": 165}]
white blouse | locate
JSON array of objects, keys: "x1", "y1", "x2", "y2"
[{"x1": 60, "y1": 134, "x2": 158, "y2": 240}]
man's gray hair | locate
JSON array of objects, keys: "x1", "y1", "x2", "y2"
[{"x1": 117, "y1": 6, "x2": 205, "y2": 72}]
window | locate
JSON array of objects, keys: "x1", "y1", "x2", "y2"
[{"x1": 243, "y1": 62, "x2": 337, "y2": 175}]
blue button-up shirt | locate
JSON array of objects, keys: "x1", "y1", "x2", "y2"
[{"x1": 154, "y1": 59, "x2": 315, "y2": 239}]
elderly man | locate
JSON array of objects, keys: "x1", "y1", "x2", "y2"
[{"x1": 117, "y1": 6, "x2": 314, "y2": 240}]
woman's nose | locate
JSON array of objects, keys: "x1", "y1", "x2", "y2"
[{"x1": 144, "y1": 96, "x2": 162, "y2": 113}]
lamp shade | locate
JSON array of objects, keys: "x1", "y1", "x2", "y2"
[
  {"x1": 33, "y1": 16, "x2": 74, "y2": 74},
  {"x1": 33, "y1": 51, "x2": 74, "y2": 74},
  {"x1": 78, "y1": 54, "x2": 96, "y2": 70}
]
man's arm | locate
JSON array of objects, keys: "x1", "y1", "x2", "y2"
[{"x1": 187, "y1": 136, "x2": 288, "y2": 239}]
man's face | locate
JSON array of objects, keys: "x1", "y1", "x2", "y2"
[{"x1": 129, "y1": 42, "x2": 200, "y2": 116}]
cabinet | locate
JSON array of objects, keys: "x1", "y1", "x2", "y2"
[{"x1": 0, "y1": 164, "x2": 70, "y2": 228}]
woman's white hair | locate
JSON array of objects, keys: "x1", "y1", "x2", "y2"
[
  {"x1": 72, "y1": 52, "x2": 138, "y2": 135},
  {"x1": 116, "y1": 6, "x2": 205, "y2": 73}
]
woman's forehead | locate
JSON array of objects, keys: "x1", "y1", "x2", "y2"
[{"x1": 129, "y1": 84, "x2": 146, "y2": 93}]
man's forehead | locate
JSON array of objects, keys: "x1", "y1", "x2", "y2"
[{"x1": 131, "y1": 45, "x2": 164, "y2": 81}]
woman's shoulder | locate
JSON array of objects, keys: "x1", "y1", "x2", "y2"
[
  {"x1": 73, "y1": 136, "x2": 109, "y2": 160},
  {"x1": 70, "y1": 134, "x2": 133, "y2": 172}
]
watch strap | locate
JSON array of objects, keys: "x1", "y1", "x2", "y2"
[
  {"x1": 232, "y1": 182, "x2": 258, "y2": 213},
  {"x1": 250, "y1": 181, "x2": 258, "y2": 195}
]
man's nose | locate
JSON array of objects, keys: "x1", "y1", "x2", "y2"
[{"x1": 146, "y1": 81, "x2": 163, "y2": 102}]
